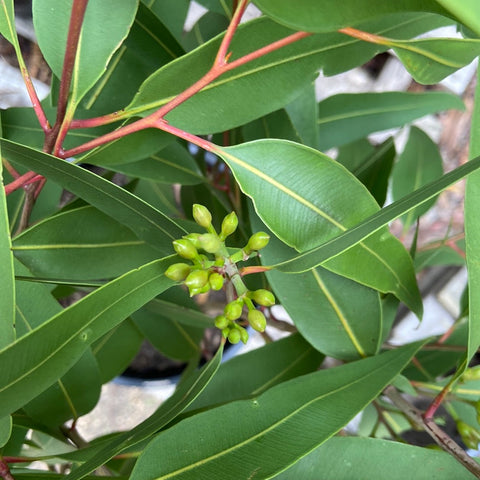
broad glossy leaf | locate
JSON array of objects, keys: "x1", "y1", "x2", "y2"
[
  {"x1": 317, "y1": 91, "x2": 463, "y2": 150},
  {"x1": 466, "y1": 69, "x2": 480, "y2": 366},
  {"x1": 66, "y1": 345, "x2": 223, "y2": 480},
  {"x1": 100, "y1": 142, "x2": 205, "y2": 186},
  {"x1": 195, "y1": 0, "x2": 233, "y2": 16},
  {"x1": 390, "y1": 37, "x2": 480, "y2": 84},
  {"x1": 0, "y1": 416, "x2": 11, "y2": 448},
  {"x1": 392, "y1": 127, "x2": 444, "y2": 230},
  {"x1": 182, "y1": 11, "x2": 230, "y2": 52},
  {"x1": 145, "y1": 0, "x2": 190, "y2": 40},
  {"x1": 188, "y1": 333, "x2": 324, "y2": 412},
  {"x1": 243, "y1": 109, "x2": 301, "y2": 143},
  {"x1": 273, "y1": 154, "x2": 480, "y2": 273},
  {"x1": 33, "y1": 0, "x2": 138, "y2": 104},
  {"x1": 130, "y1": 342, "x2": 422, "y2": 480},
  {"x1": 1, "y1": 139, "x2": 186, "y2": 253},
  {"x1": 216, "y1": 140, "x2": 422, "y2": 315},
  {"x1": 256, "y1": 223, "x2": 382, "y2": 360},
  {"x1": 275, "y1": 436, "x2": 478, "y2": 480},
  {"x1": 0, "y1": 257, "x2": 176, "y2": 417},
  {"x1": 92, "y1": 319, "x2": 143, "y2": 383},
  {"x1": 13, "y1": 206, "x2": 160, "y2": 280},
  {"x1": 436, "y1": 0, "x2": 480, "y2": 36},
  {"x1": 0, "y1": 0, "x2": 15, "y2": 44},
  {"x1": 0, "y1": 126, "x2": 15, "y2": 347},
  {"x1": 252, "y1": 0, "x2": 450, "y2": 32},
  {"x1": 126, "y1": 14, "x2": 450, "y2": 134},
  {"x1": 81, "y1": 2, "x2": 185, "y2": 113},
  {"x1": 337, "y1": 137, "x2": 395, "y2": 206}
]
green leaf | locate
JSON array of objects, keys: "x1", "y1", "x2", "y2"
[
  {"x1": 188, "y1": 333, "x2": 324, "y2": 412},
  {"x1": 0, "y1": 416, "x2": 12, "y2": 448},
  {"x1": 13, "y1": 206, "x2": 160, "y2": 280},
  {"x1": 317, "y1": 91, "x2": 464, "y2": 150},
  {"x1": 66, "y1": 345, "x2": 223, "y2": 480},
  {"x1": 392, "y1": 127, "x2": 444, "y2": 230},
  {"x1": 0, "y1": 0, "x2": 16, "y2": 44},
  {"x1": 390, "y1": 37, "x2": 480, "y2": 84},
  {"x1": 0, "y1": 257, "x2": 176, "y2": 418},
  {"x1": 274, "y1": 436, "x2": 478, "y2": 480},
  {"x1": 243, "y1": 109, "x2": 301, "y2": 143},
  {"x1": 1, "y1": 139, "x2": 186, "y2": 253},
  {"x1": 130, "y1": 342, "x2": 422, "y2": 480},
  {"x1": 414, "y1": 245, "x2": 465, "y2": 271},
  {"x1": 256, "y1": 225, "x2": 382, "y2": 360},
  {"x1": 436, "y1": 0, "x2": 480, "y2": 36},
  {"x1": 126, "y1": 14, "x2": 450, "y2": 134},
  {"x1": 33, "y1": 0, "x2": 139, "y2": 104},
  {"x1": 145, "y1": 0, "x2": 190, "y2": 40},
  {"x1": 273, "y1": 154, "x2": 480, "y2": 274},
  {"x1": 91, "y1": 319, "x2": 143, "y2": 383},
  {"x1": 465, "y1": 69, "x2": 480, "y2": 367},
  {"x1": 252, "y1": 0, "x2": 451, "y2": 32},
  {"x1": 216, "y1": 140, "x2": 422, "y2": 315},
  {"x1": 0, "y1": 126, "x2": 15, "y2": 348}
]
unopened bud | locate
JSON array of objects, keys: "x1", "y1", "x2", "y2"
[
  {"x1": 224, "y1": 300, "x2": 243, "y2": 321},
  {"x1": 185, "y1": 269, "x2": 209, "y2": 289},
  {"x1": 173, "y1": 239, "x2": 198, "y2": 260},
  {"x1": 228, "y1": 328, "x2": 241, "y2": 344},
  {"x1": 165, "y1": 263, "x2": 191, "y2": 281},
  {"x1": 245, "y1": 232, "x2": 270, "y2": 253},
  {"x1": 250, "y1": 289, "x2": 275, "y2": 307},
  {"x1": 209, "y1": 272, "x2": 224, "y2": 291},
  {"x1": 248, "y1": 309, "x2": 267, "y2": 332},
  {"x1": 220, "y1": 212, "x2": 238, "y2": 240},
  {"x1": 193, "y1": 204, "x2": 212, "y2": 229},
  {"x1": 214, "y1": 314, "x2": 229, "y2": 330},
  {"x1": 457, "y1": 420, "x2": 480, "y2": 449},
  {"x1": 199, "y1": 233, "x2": 222, "y2": 254}
]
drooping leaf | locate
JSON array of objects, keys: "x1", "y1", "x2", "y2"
[
  {"x1": 252, "y1": 0, "x2": 451, "y2": 33},
  {"x1": 465, "y1": 69, "x2": 480, "y2": 367},
  {"x1": 66, "y1": 345, "x2": 223, "y2": 480},
  {"x1": 1, "y1": 139, "x2": 186, "y2": 253},
  {"x1": 255, "y1": 221, "x2": 382, "y2": 360},
  {"x1": 129, "y1": 342, "x2": 422, "y2": 480},
  {"x1": 33, "y1": 0, "x2": 139, "y2": 104},
  {"x1": 436, "y1": 0, "x2": 480, "y2": 36},
  {"x1": 392, "y1": 126, "x2": 444, "y2": 230},
  {"x1": 216, "y1": 139, "x2": 422, "y2": 315},
  {"x1": 275, "y1": 436, "x2": 478, "y2": 480},
  {"x1": 0, "y1": 122, "x2": 15, "y2": 347},
  {"x1": 0, "y1": 257, "x2": 176, "y2": 418},
  {"x1": 317, "y1": 91, "x2": 463, "y2": 150},
  {"x1": 188, "y1": 333, "x2": 324, "y2": 412},
  {"x1": 125, "y1": 14, "x2": 450, "y2": 134},
  {"x1": 13, "y1": 206, "x2": 160, "y2": 280},
  {"x1": 273, "y1": 154, "x2": 480, "y2": 273}
]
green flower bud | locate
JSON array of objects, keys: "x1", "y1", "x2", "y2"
[
  {"x1": 183, "y1": 233, "x2": 202, "y2": 248},
  {"x1": 239, "y1": 326, "x2": 249, "y2": 344},
  {"x1": 199, "y1": 233, "x2": 222, "y2": 254},
  {"x1": 165, "y1": 263, "x2": 191, "y2": 281},
  {"x1": 245, "y1": 232, "x2": 270, "y2": 253},
  {"x1": 173, "y1": 238, "x2": 198, "y2": 260},
  {"x1": 250, "y1": 289, "x2": 275, "y2": 307},
  {"x1": 248, "y1": 309, "x2": 267, "y2": 332},
  {"x1": 185, "y1": 269, "x2": 209, "y2": 289},
  {"x1": 463, "y1": 366, "x2": 480, "y2": 382},
  {"x1": 189, "y1": 283, "x2": 211, "y2": 297},
  {"x1": 209, "y1": 272, "x2": 224, "y2": 291},
  {"x1": 457, "y1": 420, "x2": 480, "y2": 449},
  {"x1": 221, "y1": 327, "x2": 230, "y2": 338},
  {"x1": 228, "y1": 328, "x2": 241, "y2": 344},
  {"x1": 193, "y1": 204, "x2": 212, "y2": 229},
  {"x1": 214, "y1": 314, "x2": 229, "y2": 330},
  {"x1": 224, "y1": 300, "x2": 243, "y2": 321},
  {"x1": 220, "y1": 211, "x2": 238, "y2": 239}
]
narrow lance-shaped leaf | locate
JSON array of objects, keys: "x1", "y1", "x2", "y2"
[
  {"x1": 465, "y1": 69, "x2": 480, "y2": 367},
  {"x1": 65, "y1": 345, "x2": 224, "y2": 480},
  {"x1": 129, "y1": 342, "x2": 423, "y2": 480},
  {"x1": 317, "y1": 91, "x2": 464, "y2": 150},
  {"x1": 0, "y1": 257, "x2": 176, "y2": 418},
  {"x1": 215, "y1": 139, "x2": 422, "y2": 316},
  {"x1": 0, "y1": 0, "x2": 16, "y2": 43},
  {"x1": 0, "y1": 139, "x2": 186, "y2": 253},
  {"x1": 252, "y1": 0, "x2": 451, "y2": 33},
  {"x1": 273, "y1": 154, "x2": 480, "y2": 274},
  {"x1": 33, "y1": 0, "x2": 139, "y2": 104}
]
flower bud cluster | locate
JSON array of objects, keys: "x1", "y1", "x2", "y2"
[{"x1": 165, "y1": 204, "x2": 274, "y2": 344}]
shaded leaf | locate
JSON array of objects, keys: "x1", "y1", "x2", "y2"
[
  {"x1": 144, "y1": 0, "x2": 190, "y2": 40},
  {"x1": 436, "y1": 0, "x2": 480, "y2": 37},
  {"x1": 130, "y1": 342, "x2": 422, "y2": 480},
  {"x1": 0, "y1": 257, "x2": 176, "y2": 417},
  {"x1": 1, "y1": 139, "x2": 186, "y2": 253},
  {"x1": 317, "y1": 91, "x2": 463, "y2": 150},
  {"x1": 275, "y1": 436, "x2": 478, "y2": 480},
  {"x1": 66, "y1": 345, "x2": 223, "y2": 480},
  {"x1": 392, "y1": 126, "x2": 444, "y2": 230},
  {"x1": 216, "y1": 139, "x2": 421, "y2": 315},
  {"x1": 243, "y1": 109, "x2": 301, "y2": 143},
  {"x1": 0, "y1": 416, "x2": 11, "y2": 448},
  {"x1": 13, "y1": 206, "x2": 160, "y2": 280},
  {"x1": 273, "y1": 154, "x2": 480, "y2": 274},
  {"x1": 33, "y1": 0, "x2": 139, "y2": 104}
]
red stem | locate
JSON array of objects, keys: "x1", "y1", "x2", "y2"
[
  {"x1": 19, "y1": 65, "x2": 50, "y2": 133},
  {"x1": 0, "y1": 460, "x2": 14, "y2": 480},
  {"x1": 423, "y1": 375, "x2": 457, "y2": 420},
  {"x1": 4, "y1": 171, "x2": 38, "y2": 195},
  {"x1": 338, "y1": 27, "x2": 390, "y2": 46}
]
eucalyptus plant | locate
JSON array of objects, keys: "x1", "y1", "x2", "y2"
[{"x1": 1, "y1": 0, "x2": 480, "y2": 479}]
